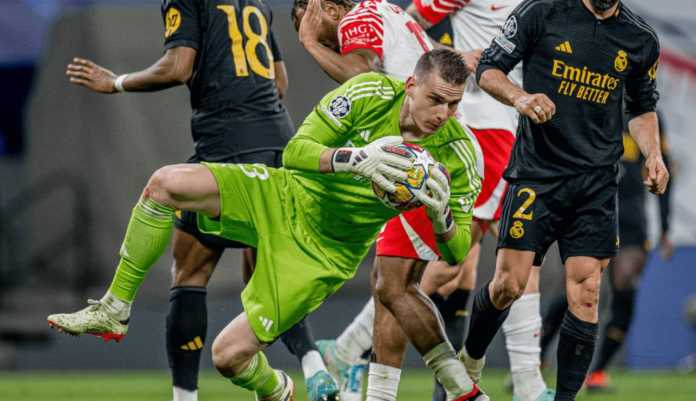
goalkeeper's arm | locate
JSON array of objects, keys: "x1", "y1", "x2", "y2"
[{"x1": 416, "y1": 165, "x2": 474, "y2": 265}]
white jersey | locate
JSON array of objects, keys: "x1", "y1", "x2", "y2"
[
  {"x1": 338, "y1": 0, "x2": 433, "y2": 81},
  {"x1": 414, "y1": 0, "x2": 524, "y2": 133}
]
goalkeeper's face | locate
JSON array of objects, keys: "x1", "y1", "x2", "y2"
[{"x1": 405, "y1": 72, "x2": 465, "y2": 135}]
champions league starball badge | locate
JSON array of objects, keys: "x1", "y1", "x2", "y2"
[
  {"x1": 329, "y1": 95, "x2": 351, "y2": 119},
  {"x1": 503, "y1": 16, "x2": 518, "y2": 38}
]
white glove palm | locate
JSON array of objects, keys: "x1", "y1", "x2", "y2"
[
  {"x1": 332, "y1": 136, "x2": 412, "y2": 193},
  {"x1": 416, "y1": 164, "x2": 454, "y2": 234}
]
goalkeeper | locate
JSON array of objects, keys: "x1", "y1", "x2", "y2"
[{"x1": 47, "y1": 49, "x2": 484, "y2": 401}]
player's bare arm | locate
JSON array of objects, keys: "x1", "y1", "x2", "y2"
[
  {"x1": 628, "y1": 111, "x2": 669, "y2": 194},
  {"x1": 66, "y1": 46, "x2": 196, "y2": 93},
  {"x1": 274, "y1": 61, "x2": 289, "y2": 98},
  {"x1": 406, "y1": 3, "x2": 434, "y2": 30},
  {"x1": 405, "y1": 1, "x2": 481, "y2": 74},
  {"x1": 297, "y1": 0, "x2": 379, "y2": 83},
  {"x1": 478, "y1": 68, "x2": 556, "y2": 124}
]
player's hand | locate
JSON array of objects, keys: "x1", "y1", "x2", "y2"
[
  {"x1": 66, "y1": 57, "x2": 117, "y2": 93},
  {"x1": 460, "y1": 49, "x2": 483, "y2": 75},
  {"x1": 513, "y1": 93, "x2": 556, "y2": 124},
  {"x1": 660, "y1": 232, "x2": 674, "y2": 261},
  {"x1": 298, "y1": 0, "x2": 323, "y2": 47},
  {"x1": 416, "y1": 163, "x2": 454, "y2": 234},
  {"x1": 331, "y1": 136, "x2": 413, "y2": 193},
  {"x1": 644, "y1": 153, "x2": 669, "y2": 194}
]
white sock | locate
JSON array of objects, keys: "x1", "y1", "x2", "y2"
[
  {"x1": 302, "y1": 350, "x2": 327, "y2": 380},
  {"x1": 366, "y1": 363, "x2": 401, "y2": 401},
  {"x1": 337, "y1": 298, "x2": 374, "y2": 363},
  {"x1": 423, "y1": 342, "x2": 474, "y2": 399},
  {"x1": 100, "y1": 291, "x2": 132, "y2": 322},
  {"x1": 172, "y1": 386, "x2": 197, "y2": 401},
  {"x1": 502, "y1": 293, "x2": 547, "y2": 401}
]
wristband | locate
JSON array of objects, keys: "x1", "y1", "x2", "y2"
[{"x1": 114, "y1": 74, "x2": 129, "y2": 92}]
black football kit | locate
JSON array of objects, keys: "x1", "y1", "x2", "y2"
[{"x1": 477, "y1": 0, "x2": 660, "y2": 262}]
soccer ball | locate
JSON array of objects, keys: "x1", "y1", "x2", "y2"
[{"x1": 372, "y1": 143, "x2": 437, "y2": 211}]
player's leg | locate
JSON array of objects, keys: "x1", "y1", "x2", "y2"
[
  {"x1": 462, "y1": 249, "x2": 535, "y2": 381},
  {"x1": 369, "y1": 261, "x2": 413, "y2": 401},
  {"x1": 167, "y1": 228, "x2": 223, "y2": 401},
  {"x1": 314, "y1": 299, "x2": 372, "y2": 401},
  {"x1": 47, "y1": 164, "x2": 221, "y2": 339},
  {"x1": 586, "y1": 246, "x2": 646, "y2": 391},
  {"x1": 555, "y1": 168, "x2": 619, "y2": 400},
  {"x1": 423, "y1": 240, "x2": 479, "y2": 401},
  {"x1": 281, "y1": 318, "x2": 339, "y2": 401},
  {"x1": 540, "y1": 293, "x2": 568, "y2": 363},
  {"x1": 371, "y1": 256, "x2": 485, "y2": 401},
  {"x1": 503, "y1": 264, "x2": 554, "y2": 401},
  {"x1": 554, "y1": 256, "x2": 606, "y2": 401},
  {"x1": 212, "y1": 313, "x2": 293, "y2": 401},
  {"x1": 462, "y1": 178, "x2": 556, "y2": 385}
]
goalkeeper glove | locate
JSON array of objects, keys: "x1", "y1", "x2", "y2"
[
  {"x1": 331, "y1": 136, "x2": 412, "y2": 193},
  {"x1": 416, "y1": 163, "x2": 454, "y2": 234}
]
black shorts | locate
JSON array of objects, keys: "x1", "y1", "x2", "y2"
[
  {"x1": 497, "y1": 166, "x2": 619, "y2": 263},
  {"x1": 176, "y1": 107, "x2": 293, "y2": 249},
  {"x1": 618, "y1": 197, "x2": 648, "y2": 249}
]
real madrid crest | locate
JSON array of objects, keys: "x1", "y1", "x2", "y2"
[
  {"x1": 648, "y1": 60, "x2": 659, "y2": 81},
  {"x1": 614, "y1": 50, "x2": 628, "y2": 73},
  {"x1": 509, "y1": 221, "x2": 525, "y2": 239},
  {"x1": 329, "y1": 96, "x2": 351, "y2": 119}
]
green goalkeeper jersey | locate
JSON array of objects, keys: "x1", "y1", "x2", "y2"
[{"x1": 282, "y1": 72, "x2": 481, "y2": 273}]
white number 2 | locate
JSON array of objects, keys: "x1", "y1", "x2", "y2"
[{"x1": 239, "y1": 164, "x2": 269, "y2": 180}]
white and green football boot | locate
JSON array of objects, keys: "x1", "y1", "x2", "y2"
[
  {"x1": 47, "y1": 299, "x2": 128, "y2": 342},
  {"x1": 316, "y1": 339, "x2": 367, "y2": 401}
]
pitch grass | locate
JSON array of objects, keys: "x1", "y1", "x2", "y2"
[{"x1": 1, "y1": 369, "x2": 694, "y2": 401}]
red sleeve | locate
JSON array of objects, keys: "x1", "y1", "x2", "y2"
[
  {"x1": 338, "y1": 7, "x2": 385, "y2": 59},
  {"x1": 413, "y1": 0, "x2": 470, "y2": 25}
]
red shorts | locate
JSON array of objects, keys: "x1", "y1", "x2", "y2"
[
  {"x1": 471, "y1": 128, "x2": 516, "y2": 222},
  {"x1": 376, "y1": 207, "x2": 440, "y2": 261},
  {"x1": 375, "y1": 127, "x2": 515, "y2": 261}
]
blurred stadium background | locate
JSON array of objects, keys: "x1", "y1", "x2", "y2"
[{"x1": 0, "y1": 0, "x2": 695, "y2": 399}]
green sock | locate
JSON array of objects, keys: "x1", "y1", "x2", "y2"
[
  {"x1": 230, "y1": 352, "x2": 281, "y2": 398},
  {"x1": 108, "y1": 198, "x2": 174, "y2": 302}
]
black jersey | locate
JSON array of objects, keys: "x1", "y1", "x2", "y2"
[
  {"x1": 477, "y1": 0, "x2": 660, "y2": 180},
  {"x1": 161, "y1": 0, "x2": 284, "y2": 113}
]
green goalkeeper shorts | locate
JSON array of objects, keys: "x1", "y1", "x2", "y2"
[{"x1": 197, "y1": 162, "x2": 349, "y2": 343}]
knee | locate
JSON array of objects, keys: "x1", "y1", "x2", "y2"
[
  {"x1": 568, "y1": 265, "x2": 602, "y2": 312},
  {"x1": 374, "y1": 277, "x2": 405, "y2": 310},
  {"x1": 171, "y1": 259, "x2": 213, "y2": 287},
  {"x1": 144, "y1": 165, "x2": 181, "y2": 206},
  {"x1": 492, "y1": 270, "x2": 525, "y2": 307},
  {"x1": 211, "y1": 334, "x2": 256, "y2": 374},
  {"x1": 374, "y1": 280, "x2": 400, "y2": 309}
]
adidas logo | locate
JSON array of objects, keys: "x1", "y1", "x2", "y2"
[
  {"x1": 259, "y1": 316, "x2": 274, "y2": 332},
  {"x1": 555, "y1": 41, "x2": 573, "y2": 54},
  {"x1": 180, "y1": 336, "x2": 204, "y2": 351}
]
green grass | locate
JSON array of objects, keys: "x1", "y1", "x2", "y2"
[{"x1": 0, "y1": 369, "x2": 694, "y2": 401}]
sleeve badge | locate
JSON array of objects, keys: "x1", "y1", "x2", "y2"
[
  {"x1": 165, "y1": 7, "x2": 181, "y2": 38},
  {"x1": 329, "y1": 96, "x2": 352, "y2": 119}
]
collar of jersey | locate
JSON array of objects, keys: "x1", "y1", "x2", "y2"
[{"x1": 576, "y1": 0, "x2": 621, "y2": 25}]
